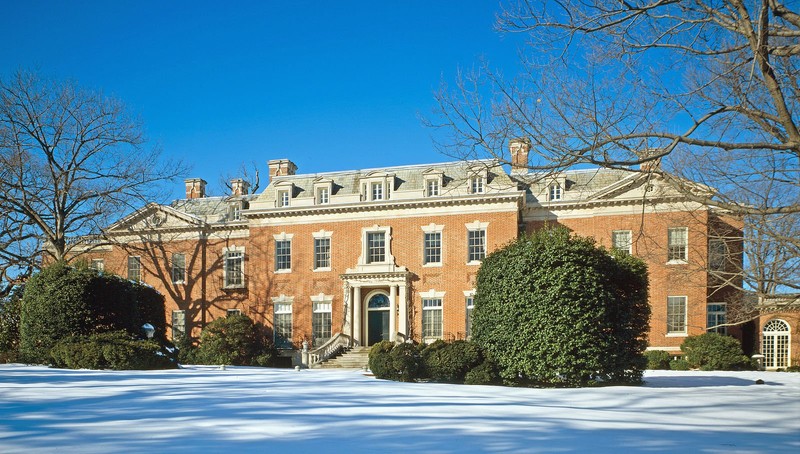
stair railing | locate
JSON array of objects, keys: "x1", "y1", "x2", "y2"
[{"x1": 309, "y1": 333, "x2": 353, "y2": 366}]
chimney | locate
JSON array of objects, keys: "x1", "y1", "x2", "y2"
[
  {"x1": 230, "y1": 178, "x2": 250, "y2": 196},
  {"x1": 268, "y1": 159, "x2": 297, "y2": 183},
  {"x1": 509, "y1": 138, "x2": 531, "y2": 174},
  {"x1": 184, "y1": 178, "x2": 207, "y2": 199}
]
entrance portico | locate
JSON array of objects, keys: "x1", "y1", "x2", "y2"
[{"x1": 340, "y1": 270, "x2": 410, "y2": 346}]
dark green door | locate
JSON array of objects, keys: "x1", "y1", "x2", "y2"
[{"x1": 368, "y1": 310, "x2": 389, "y2": 345}]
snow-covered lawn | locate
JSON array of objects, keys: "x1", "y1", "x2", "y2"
[{"x1": 0, "y1": 365, "x2": 798, "y2": 453}]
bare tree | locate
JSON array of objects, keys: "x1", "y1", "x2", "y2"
[
  {"x1": 0, "y1": 70, "x2": 186, "y2": 295},
  {"x1": 429, "y1": 0, "x2": 799, "y2": 294}
]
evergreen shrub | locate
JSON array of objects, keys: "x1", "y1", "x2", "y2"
[
  {"x1": 50, "y1": 331, "x2": 175, "y2": 370},
  {"x1": 193, "y1": 314, "x2": 277, "y2": 366},
  {"x1": 680, "y1": 333, "x2": 753, "y2": 371},
  {"x1": 471, "y1": 227, "x2": 651, "y2": 387},
  {"x1": 645, "y1": 350, "x2": 672, "y2": 370}
]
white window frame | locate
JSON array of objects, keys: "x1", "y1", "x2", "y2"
[
  {"x1": 127, "y1": 256, "x2": 141, "y2": 282},
  {"x1": 171, "y1": 252, "x2": 186, "y2": 284},
  {"x1": 223, "y1": 246, "x2": 245, "y2": 289},
  {"x1": 421, "y1": 223, "x2": 444, "y2": 267},
  {"x1": 612, "y1": 230, "x2": 632, "y2": 255},
  {"x1": 312, "y1": 230, "x2": 332, "y2": 271},
  {"x1": 466, "y1": 220, "x2": 488, "y2": 264},
  {"x1": 273, "y1": 232, "x2": 293, "y2": 273},
  {"x1": 668, "y1": 227, "x2": 689, "y2": 263},
  {"x1": 272, "y1": 294, "x2": 294, "y2": 349},
  {"x1": 666, "y1": 296, "x2": 688, "y2": 336},
  {"x1": 421, "y1": 289, "x2": 445, "y2": 342}
]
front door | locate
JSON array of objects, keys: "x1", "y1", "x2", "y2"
[
  {"x1": 368, "y1": 310, "x2": 389, "y2": 345},
  {"x1": 367, "y1": 293, "x2": 391, "y2": 345}
]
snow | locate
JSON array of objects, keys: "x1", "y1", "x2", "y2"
[{"x1": 0, "y1": 365, "x2": 798, "y2": 453}]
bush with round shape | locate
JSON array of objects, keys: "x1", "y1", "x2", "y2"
[
  {"x1": 19, "y1": 262, "x2": 167, "y2": 364},
  {"x1": 645, "y1": 350, "x2": 672, "y2": 370},
  {"x1": 471, "y1": 227, "x2": 651, "y2": 387},
  {"x1": 680, "y1": 332, "x2": 753, "y2": 371},
  {"x1": 194, "y1": 314, "x2": 276, "y2": 366},
  {"x1": 50, "y1": 330, "x2": 175, "y2": 370},
  {"x1": 423, "y1": 340, "x2": 483, "y2": 383}
]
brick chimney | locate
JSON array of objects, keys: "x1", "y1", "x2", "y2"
[
  {"x1": 268, "y1": 159, "x2": 297, "y2": 183},
  {"x1": 184, "y1": 178, "x2": 207, "y2": 199},
  {"x1": 230, "y1": 178, "x2": 250, "y2": 196},
  {"x1": 509, "y1": 138, "x2": 531, "y2": 174}
]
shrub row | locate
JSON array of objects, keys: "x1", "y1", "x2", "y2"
[
  {"x1": 368, "y1": 340, "x2": 499, "y2": 385},
  {"x1": 50, "y1": 331, "x2": 176, "y2": 370}
]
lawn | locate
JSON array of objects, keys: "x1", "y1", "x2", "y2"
[{"x1": 0, "y1": 365, "x2": 798, "y2": 453}]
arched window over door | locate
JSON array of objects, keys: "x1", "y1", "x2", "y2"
[{"x1": 762, "y1": 319, "x2": 790, "y2": 369}]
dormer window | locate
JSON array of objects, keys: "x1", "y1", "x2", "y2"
[
  {"x1": 470, "y1": 176, "x2": 484, "y2": 194},
  {"x1": 549, "y1": 183, "x2": 562, "y2": 201}
]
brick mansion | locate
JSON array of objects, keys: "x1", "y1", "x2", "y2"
[{"x1": 77, "y1": 140, "x2": 793, "y2": 369}]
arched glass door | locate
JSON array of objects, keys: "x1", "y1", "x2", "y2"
[
  {"x1": 367, "y1": 293, "x2": 390, "y2": 345},
  {"x1": 762, "y1": 319, "x2": 790, "y2": 369}
]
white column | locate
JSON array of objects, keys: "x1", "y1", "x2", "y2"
[
  {"x1": 389, "y1": 285, "x2": 397, "y2": 342},
  {"x1": 398, "y1": 283, "x2": 408, "y2": 340},
  {"x1": 353, "y1": 286, "x2": 362, "y2": 346}
]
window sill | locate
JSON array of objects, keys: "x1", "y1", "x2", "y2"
[
  {"x1": 666, "y1": 260, "x2": 688, "y2": 265},
  {"x1": 665, "y1": 332, "x2": 688, "y2": 337}
]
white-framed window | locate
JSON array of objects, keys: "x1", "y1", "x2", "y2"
[
  {"x1": 226, "y1": 309, "x2": 241, "y2": 317},
  {"x1": 466, "y1": 221, "x2": 488, "y2": 264},
  {"x1": 707, "y1": 303, "x2": 727, "y2": 334},
  {"x1": 422, "y1": 296, "x2": 443, "y2": 341},
  {"x1": 90, "y1": 259, "x2": 105, "y2": 273},
  {"x1": 278, "y1": 190, "x2": 290, "y2": 207},
  {"x1": 667, "y1": 296, "x2": 687, "y2": 335},
  {"x1": 612, "y1": 230, "x2": 632, "y2": 255},
  {"x1": 171, "y1": 253, "x2": 186, "y2": 284},
  {"x1": 371, "y1": 182, "x2": 384, "y2": 201},
  {"x1": 465, "y1": 291, "x2": 475, "y2": 338},
  {"x1": 127, "y1": 256, "x2": 141, "y2": 282},
  {"x1": 275, "y1": 239, "x2": 292, "y2": 272},
  {"x1": 469, "y1": 176, "x2": 484, "y2": 194},
  {"x1": 171, "y1": 310, "x2": 186, "y2": 340},
  {"x1": 223, "y1": 248, "x2": 245, "y2": 288},
  {"x1": 316, "y1": 186, "x2": 329, "y2": 205},
  {"x1": 762, "y1": 319, "x2": 790, "y2": 369},
  {"x1": 426, "y1": 178, "x2": 440, "y2": 197},
  {"x1": 367, "y1": 232, "x2": 386, "y2": 263},
  {"x1": 549, "y1": 183, "x2": 563, "y2": 201},
  {"x1": 312, "y1": 298, "x2": 332, "y2": 347},
  {"x1": 273, "y1": 295, "x2": 293, "y2": 349},
  {"x1": 668, "y1": 227, "x2": 688, "y2": 263}
]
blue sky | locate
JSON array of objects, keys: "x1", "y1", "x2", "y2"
[{"x1": 1, "y1": 1, "x2": 525, "y2": 199}]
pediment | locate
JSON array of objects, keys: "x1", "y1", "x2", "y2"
[{"x1": 105, "y1": 203, "x2": 204, "y2": 233}]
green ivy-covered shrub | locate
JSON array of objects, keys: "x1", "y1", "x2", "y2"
[
  {"x1": 423, "y1": 340, "x2": 483, "y2": 383},
  {"x1": 50, "y1": 331, "x2": 175, "y2": 370},
  {"x1": 680, "y1": 333, "x2": 754, "y2": 371},
  {"x1": 0, "y1": 287, "x2": 22, "y2": 363},
  {"x1": 19, "y1": 262, "x2": 167, "y2": 364},
  {"x1": 472, "y1": 227, "x2": 651, "y2": 387},
  {"x1": 464, "y1": 360, "x2": 501, "y2": 385},
  {"x1": 645, "y1": 350, "x2": 672, "y2": 370},
  {"x1": 193, "y1": 314, "x2": 277, "y2": 366},
  {"x1": 368, "y1": 341, "x2": 395, "y2": 379}
]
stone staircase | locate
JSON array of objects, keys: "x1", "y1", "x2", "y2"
[{"x1": 314, "y1": 346, "x2": 371, "y2": 369}]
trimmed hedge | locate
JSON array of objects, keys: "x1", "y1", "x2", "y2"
[
  {"x1": 472, "y1": 228, "x2": 650, "y2": 387},
  {"x1": 680, "y1": 333, "x2": 754, "y2": 371},
  {"x1": 193, "y1": 314, "x2": 277, "y2": 366},
  {"x1": 50, "y1": 331, "x2": 176, "y2": 370},
  {"x1": 20, "y1": 262, "x2": 167, "y2": 364},
  {"x1": 645, "y1": 350, "x2": 672, "y2": 370}
]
